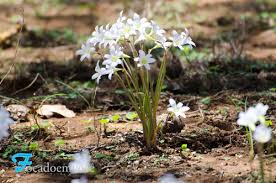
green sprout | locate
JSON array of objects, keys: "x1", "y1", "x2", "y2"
[
  {"x1": 99, "y1": 118, "x2": 110, "y2": 124},
  {"x1": 29, "y1": 142, "x2": 39, "y2": 151},
  {"x1": 110, "y1": 114, "x2": 120, "y2": 122},
  {"x1": 54, "y1": 138, "x2": 65, "y2": 147},
  {"x1": 181, "y1": 144, "x2": 188, "y2": 151},
  {"x1": 125, "y1": 112, "x2": 138, "y2": 121}
]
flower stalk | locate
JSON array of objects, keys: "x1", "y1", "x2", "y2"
[{"x1": 257, "y1": 143, "x2": 265, "y2": 183}]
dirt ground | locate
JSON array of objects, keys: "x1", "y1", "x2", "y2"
[{"x1": 0, "y1": 0, "x2": 276, "y2": 182}]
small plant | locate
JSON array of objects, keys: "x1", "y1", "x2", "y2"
[
  {"x1": 54, "y1": 138, "x2": 65, "y2": 148},
  {"x1": 29, "y1": 141, "x2": 39, "y2": 151},
  {"x1": 125, "y1": 112, "x2": 138, "y2": 121},
  {"x1": 99, "y1": 117, "x2": 110, "y2": 135},
  {"x1": 237, "y1": 103, "x2": 273, "y2": 182},
  {"x1": 94, "y1": 152, "x2": 114, "y2": 161},
  {"x1": 181, "y1": 144, "x2": 188, "y2": 151},
  {"x1": 77, "y1": 11, "x2": 195, "y2": 149},
  {"x1": 200, "y1": 97, "x2": 211, "y2": 106},
  {"x1": 110, "y1": 114, "x2": 120, "y2": 122}
]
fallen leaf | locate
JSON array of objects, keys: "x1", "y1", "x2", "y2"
[{"x1": 36, "y1": 105, "x2": 76, "y2": 118}]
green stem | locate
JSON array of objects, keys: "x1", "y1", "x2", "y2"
[
  {"x1": 246, "y1": 127, "x2": 255, "y2": 160},
  {"x1": 258, "y1": 143, "x2": 265, "y2": 183}
]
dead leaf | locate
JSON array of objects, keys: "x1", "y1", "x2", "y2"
[
  {"x1": 36, "y1": 105, "x2": 76, "y2": 118},
  {"x1": 0, "y1": 25, "x2": 20, "y2": 46}
]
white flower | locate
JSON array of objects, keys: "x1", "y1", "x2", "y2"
[
  {"x1": 116, "y1": 21, "x2": 136, "y2": 40},
  {"x1": 237, "y1": 107, "x2": 259, "y2": 131},
  {"x1": 69, "y1": 150, "x2": 93, "y2": 174},
  {"x1": 181, "y1": 29, "x2": 196, "y2": 48},
  {"x1": 103, "y1": 46, "x2": 123, "y2": 67},
  {"x1": 255, "y1": 103, "x2": 269, "y2": 124},
  {"x1": 158, "y1": 174, "x2": 184, "y2": 183},
  {"x1": 89, "y1": 25, "x2": 118, "y2": 48},
  {"x1": 134, "y1": 50, "x2": 155, "y2": 70},
  {"x1": 88, "y1": 26, "x2": 105, "y2": 46},
  {"x1": 0, "y1": 106, "x2": 14, "y2": 141},
  {"x1": 253, "y1": 124, "x2": 272, "y2": 143},
  {"x1": 105, "y1": 65, "x2": 117, "y2": 80},
  {"x1": 150, "y1": 21, "x2": 170, "y2": 48},
  {"x1": 117, "y1": 11, "x2": 127, "y2": 23},
  {"x1": 76, "y1": 42, "x2": 95, "y2": 62},
  {"x1": 121, "y1": 22, "x2": 137, "y2": 39},
  {"x1": 91, "y1": 62, "x2": 107, "y2": 84},
  {"x1": 101, "y1": 25, "x2": 118, "y2": 47},
  {"x1": 127, "y1": 13, "x2": 151, "y2": 33},
  {"x1": 71, "y1": 176, "x2": 88, "y2": 183},
  {"x1": 237, "y1": 103, "x2": 269, "y2": 131},
  {"x1": 170, "y1": 29, "x2": 195, "y2": 50},
  {"x1": 113, "y1": 11, "x2": 136, "y2": 39},
  {"x1": 167, "y1": 98, "x2": 190, "y2": 118},
  {"x1": 128, "y1": 13, "x2": 152, "y2": 43},
  {"x1": 170, "y1": 30, "x2": 184, "y2": 49}
]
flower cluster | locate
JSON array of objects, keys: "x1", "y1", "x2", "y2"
[
  {"x1": 237, "y1": 103, "x2": 272, "y2": 143},
  {"x1": 0, "y1": 106, "x2": 14, "y2": 141},
  {"x1": 167, "y1": 98, "x2": 190, "y2": 118},
  {"x1": 76, "y1": 11, "x2": 195, "y2": 84}
]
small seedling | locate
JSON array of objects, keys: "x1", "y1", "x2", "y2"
[
  {"x1": 125, "y1": 112, "x2": 138, "y2": 121},
  {"x1": 54, "y1": 138, "x2": 65, "y2": 147},
  {"x1": 181, "y1": 144, "x2": 188, "y2": 151},
  {"x1": 29, "y1": 141, "x2": 39, "y2": 151},
  {"x1": 201, "y1": 97, "x2": 211, "y2": 105},
  {"x1": 110, "y1": 114, "x2": 120, "y2": 122},
  {"x1": 126, "y1": 152, "x2": 140, "y2": 161},
  {"x1": 181, "y1": 144, "x2": 191, "y2": 157},
  {"x1": 95, "y1": 153, "x2": 114, "y2": 161},
  {"x1": 99, "y1": 118, "x2": 110, "y2": 124}
]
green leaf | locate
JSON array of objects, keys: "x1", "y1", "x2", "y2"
[
  {"x1": 89, "y1": 167, "x2": 97, "y2": 175},
  {"x1": 183, "y1": 46, "x2": 191, "y2": 55},
  {"x1": 99, "y1": 118, "x2": 110, "y2": 124},
  {"x1": 54, "y1": 139, "x2": 65, "y2": 147},
  {"x1": 127, "y1": 152, "x2": 140, "y2": 161},
  {"x1": 181, "y1": 144, "x2": 188, "y2": 151},
  {"x1": 201, "y1": 97, "x2": 211, "y2": 105},
  {"x1": 40, "y1": 121, "x2": 51, "y2": 129},
  {"x1": 82, "y1": 81, "x2": 96, "y2": 88},
  {"x1": 31, "y1": 124, "x2": 40, "y2": 131},
  {"x1": 115, "y1": 89, "x2": 125, "y2": 94},
  {"x1": 125, "y1": 112, "x2": 138, "y2": 121},
  {"x1": 123, "y1": 53, "x2": 131, "y2": 58},
  {"x1": 265, "y1": 120, "x2": 273, "y2": 126},
  {"x1": 111, "y1": 114, "x2": 120, "y2": 122},
  {"x1": 29, "y1": 142, "x2": 39, "y2": 151},
  {"x1": 95, "y1": 153, "x2": 114, "y2": 161},
  {"x1": 2, "y1": 146, "x2": 14, "y2": 159}
]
